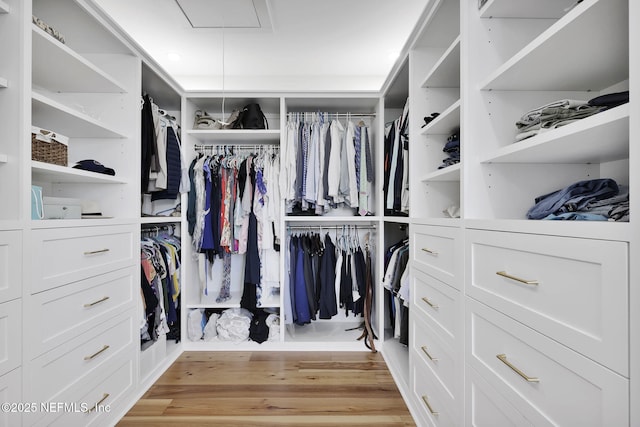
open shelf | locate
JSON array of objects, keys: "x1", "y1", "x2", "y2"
[
  {"x1": 0, "y1": 0, "x2": 8, "y2": 13},
  {"x1": 32, "y1": 91, "x2": 126, "y2": 138},
  {"x1": 32, "y1": 25, "x2": 126, "y2": 93},
  {"x1": 480, "y1": 0, "x2": 628, "y2": 91},
  {"x1": 285, "y1": 215, "x2": 379, "y2": 223},
  {"x1": 384, "y1": 216, "x2": 411, "y2": 225},
  {"x1": 0, "y1": 77, "x2": 7, "y2": 88},
  {"x1": 140, "y1": 216, "x2": 181, "y2": 224},
  {"x1": 187, "y1": 291, "x2": 280, "y2": 310},
  {"x1": 421, "y1": 163, "x2": 461, "y2": 182},
  {"x1": 32, "y1": 161, "x2": 127, "y2": 184},
  {"x1": 420, "y1": 100, "x2": 460, "y2": 135},
  {"x1": 479, "y1": 0, "x2": 577, "y2": 19},
  {"x1": 186, "y1": 129, "x2": 281, "y2": 144},
  {"x1": 482, "y1": 104, "x2": 629, "y2": 164},
  {"x1": 420, "y1": 36, "x2": 460, "y2": 88}
]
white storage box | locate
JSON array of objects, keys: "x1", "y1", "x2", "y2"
[{"x1": 43, "y1": 197, "x2": 82, "y2": 220}]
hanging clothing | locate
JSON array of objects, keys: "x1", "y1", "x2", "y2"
[{"x1": 384, "y1": 98, "x2": 409, "y2": 216}]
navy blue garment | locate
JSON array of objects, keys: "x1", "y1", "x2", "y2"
[
  {"x1": 141, "y1": 95, "x2": 156, "y2": 192},
  {"x1": 352, "y1": 247, "x2": 367, "y2": 316},
  {"x1": 301, "y1": 235, "x2": 317, "y2": 320},
  {"x1": 588, "y1": 91, "x2": 629, "y2": 109},
  {"x1": 200, "y1": 160, "x2": 214, "y2": 250},
  {"x1": 339, "y1": 251, "x2": 354, "y2": 316},
  {"x1": 318, "y1": 234, "x2": 337, "y2": 319},
  {"x1": 289, "y1": 236, "x2": 298, "y2": 323},
  {"x1": 186, "y1": 157, "x2": 198, "y2": 236},
  {"x1": 527, "y1": 178, "x2": 619, "y2": 220},
  {"x1": 151, "y1": 126, "x2": 181, "y2": 201},
  {"x1": 294, "y1": 237, "x2": 311, "y2": 324},
  {"x1": 241, "y1": 163, "x2": 261, "y2": 311}
]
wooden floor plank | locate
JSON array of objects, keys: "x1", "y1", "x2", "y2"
[{"x1": 118, "y1": 351, "x2": 415, "y2": 426}]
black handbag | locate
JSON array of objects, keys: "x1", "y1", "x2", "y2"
[{"x1": 233, "y1": 103, "x2": 268, "y2": 129}]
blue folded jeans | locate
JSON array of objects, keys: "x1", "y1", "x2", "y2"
[{"x1": 527, "y1": 178, "x2": 619, "y2": 219}]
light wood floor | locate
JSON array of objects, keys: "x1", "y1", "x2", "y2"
[{"x1": 118, "y1": 351, "x2": 416, "y2": 426}]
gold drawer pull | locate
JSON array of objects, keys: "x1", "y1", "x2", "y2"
[
  {"x1": 84, "y1": 248, "x2": 110, "y2": 256},
  {"x1": 496, "y1": 354, "x2": 539, "y2": 383},
  {"x1": 84, "y1": 345, "x2": 110, "y2": 361},
  {"x1": 496, "y1": 271, "x2": 539, "y2": 285},
  {"x1": 84, "y1": 296, "x2": 110, "y2": 308},
  {"x1": 421, "y1": 395, "x2": 438, "y2": 416},
  {"x1": 88, "y1": 393, "x2": 110, "y2": 413},
  {"x1": 421, "y1": 247, "x2": 438, "y2": 255},
  {"x1": 421, "y1": 297, "x2": 439, "y2": 309},
  {"x1": 421, "y1": 346, "x2": 438, "y2": 361}
]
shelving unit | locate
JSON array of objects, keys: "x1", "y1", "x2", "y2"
[
  {"x1": 420, "y1": 163, "x2": 460, "y2": 182},
  {"x1": 420, "y1": 36, "x2": 460, "y2": 88},
  {"x1": 187, "y1": 129, "x2": 280, "y2": 143},
  {"x1": 32, "y1": 161, "x2": 127, "y2": 184}
]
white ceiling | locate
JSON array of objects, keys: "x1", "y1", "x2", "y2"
[{"x1": 91, "y1": 0, "x2": 429, "y2": 92}]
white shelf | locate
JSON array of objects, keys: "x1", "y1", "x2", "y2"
[
  {"x1": 285, "y1": 216, "x2": 378, "y2": 224},
  {"x1": 384, "y1": 216, "x2": 410, "y2": 225},
  {"x1": 411, "y1": 217, "x2": 461, "y2": 227},
  {"x1": 140, "y1": 216, "x2": 181, "y2": 224},
  {"x1": 482, "y1": 104, "x2": 629, "y2": 164},
  {"x1": 187, "y1": 129, "x2": 280, "y2": 144},
  {"x1": 0, "y1": 0, "x2": 8, "y2": 13},
  {"x1": 421, "y1": 163, "x2": 461, "y2": 182},
  {"x1": 32, "y1": 25, "x2": 126, "y2": 93},
  {"x1": 32, "y1": 161, "x2": 127, "y2": 184},
  {"x1": 187, "y1": 291, "x2": 280, "y2": 309},
  {"x1": 0, "y1": 154, "x2": 7, "y2": 163},
  {"x1": 0, "y1": 77, "x2": 7, "y2": 88},
  {"x1": 479, "y1": 0, "x2": 576, "y2": 18},
  {"x1": 420, "y1": 100, "x2": 460, "y2": 135},
  {"x1": 481, "y1": 0, "x2": 628, "y2": 91},
  {"x1": 32, "y1": 91, "x2": 126, "y2": 138},
  {"x1": 420, "y1": 36, "x2": 460, "y2": 88}
]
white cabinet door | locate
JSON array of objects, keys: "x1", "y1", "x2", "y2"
[{"x1": 0, "y1": 230, "x2": 21, "y2": 302}]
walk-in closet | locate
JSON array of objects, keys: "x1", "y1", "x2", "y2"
[{"x1": 0, "y1": 0, "x2": 637, "y2": 425}]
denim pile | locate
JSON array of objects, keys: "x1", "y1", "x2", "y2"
[
  {"x1": 515, "y1": 91, "x2": 629, "y2": 142},
  {"x1": 527, "y1": 178, "x2": 629, "y2": 221},
  {"x1": 438, "y1": 129, "x2": 460, "y2": 169}
]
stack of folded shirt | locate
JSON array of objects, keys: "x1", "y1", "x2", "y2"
[
  {"x1": 438, "y1": 129, "x2": 460, "y2": 169},
  {"x1": 526, "y1": 178, "x2": 629, "y2": 221},
  {"x1": 514, "y1": 91, "x2": 629, "y2": 142}
]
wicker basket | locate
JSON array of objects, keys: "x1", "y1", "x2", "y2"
[{"x1": 31, "y1": 126, "x2": 68, "y2": 166}]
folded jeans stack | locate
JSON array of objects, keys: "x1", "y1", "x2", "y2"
[
  {"x1": 438, "y1": 129, "x2": 460, "y2": 169},
  {"x1": 526, "y1": 178, "x2": 629, "y2": 221}
]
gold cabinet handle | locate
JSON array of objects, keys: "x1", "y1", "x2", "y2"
[
  {"x1": 421, "y1": 346, "x2": 438, "y2": 361},
  {"x1": 496, "y1": 354, "x2": 539, "y2": 382},
  {"x1": 421, "y1": 297, "x2": 439, "y2": 309},
  {"x1": 88, "y1": 393, "x2": 110, "y2": 413},
  {"x1": 84, "y1": 248, "x2": 110, "y2": 256},
  {"x1": 83, "y1": 296, "x2": 110, "y2": 308},
  {"x1": 496, "y1": 271, "x2": 539, "y2": 285},
  {"x1": 84, "y1": 345, "x2": 110, "y2": 361},
  {"x1": 421, "y1": 395, "x2": 438, "y2": 416},
  {"x1": 421, "y1": 247, "x2": 438, "y2": 255}
]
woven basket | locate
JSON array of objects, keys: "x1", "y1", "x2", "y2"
[{"x1": 31, "y1": 127, "x2": 68, "y2": 166}]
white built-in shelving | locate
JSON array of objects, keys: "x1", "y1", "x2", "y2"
[
  {"x1": 187, "y1": 129, "x2": 280, "y2": 144},
  {"x1": 31, "y1": 161, "x2": 127, "y2": 184}
]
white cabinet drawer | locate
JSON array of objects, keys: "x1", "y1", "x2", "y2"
[
  {"x1": 30, "y1": 225, "x2": 136, "y2": 293},
  {"x1": 0, "y1": 230, "x2": 21, "y2": 302},
  {"x1": 467, "y1": 299, "x2": 628, "y2": 427},
  {"x1": 466, "y1": 366, "x2": 532, "y2": 427},
  {"x1": 29, "y1": 313, "x2": 135, "y2": 406},
  {"x1": 412, "y1": 268, "x2": 461, "y2": 342},
  {"x1": 33, "y1": 355, "x2": 135, "y2": 427},
  {"x1": 0, "y1": 368, "x2": 22, "y2": 427},
  {"x1": 411, "y1": 314, "x2": 458, "y2": 402},
  {"x1": 28, "y1": 267, "x2": 135, "y2": 358},
  {"x1": 0, "y1": 299, "x2": 21, "y2": 377},
  {"x1": 412, "y1": 224, "x2": 461, "y2": 288},
  {"x1": 466, "y1": 229, "x2": 628, "y2": 375},
  {"x1": 412, "y1": 355, "x2": 458, "y2": 427}
]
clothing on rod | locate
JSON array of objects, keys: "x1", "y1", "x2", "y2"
[{"x1": 384, "y1": 98, "x2": 409, "y2": 215}]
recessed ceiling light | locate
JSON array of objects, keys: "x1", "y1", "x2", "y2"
[{"x1": 167, "y1": 52, "x2": 181, "y2": 61}]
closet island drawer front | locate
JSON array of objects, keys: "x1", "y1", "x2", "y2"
[
  {"x1": 467, "y1": 300, "x2": 628, "y2": 427},
  {"x1": 412, "y1": 224, "x2": 461, "y2": 288},
  {"x1": 412, "y1": 314, "x2": 458, "y2": 402},
  {"x1": 0, "y1": 299, "x2": 21, "y2": 377},
  {"x1": 466, "y1": 229, "x2": 628, "y2": 376},
  {"x1": 412, "y1": 355, "x2": 458, "y2": 427},
  {"x1": 31, "y1": 225, "x2": 136, "y2": 293},
  {"x1": 0, "y1": 230, "x2": 22, "y2": 302},
  {"x1": 29, "y1": 267, "x2": 135, "y2": 358},
  {"x1": 412, "y1": 268, "x2": 460, "y2": 342},
  {"x1": 29, "y1": 313, "x2": 134, "y2": 406}
]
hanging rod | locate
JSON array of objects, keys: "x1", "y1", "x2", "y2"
[
  {"x1": 286, "y1": 112, "x2": 376, "y2": 117},
  {"x1": 194, "y1": 144, "x2": 279, "y2": 152},
  {"x1": 286, "y1": 224, "x2": 377, "y2": 230}
]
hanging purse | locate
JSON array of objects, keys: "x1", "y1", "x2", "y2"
[{"x1": 237, "y1": 103, "x2": 269, "y2": 129}]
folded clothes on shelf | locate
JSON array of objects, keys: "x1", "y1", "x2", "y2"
[
  {"x1": 72, "y1": 159, "x2": 115, "y2": 175},
  {"x1": 438, "y1": 129, "x2": 460, "y2": 169},
  {"x1": 514, "y1": 91, "x2": 629, "y2": 142},
  {"x1": 527, "y1": 178, "x2": 629, "y2": 221}
]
